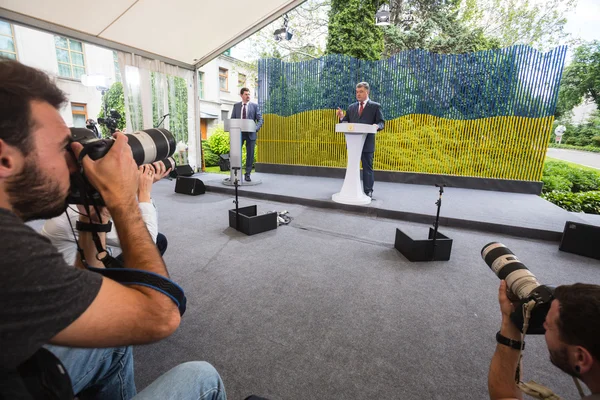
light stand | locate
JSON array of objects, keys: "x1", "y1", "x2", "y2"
[{"x1": 394, "y1": 184, "x2": 453, "y2": 262}]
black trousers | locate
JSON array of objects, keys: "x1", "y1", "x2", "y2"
[
  {"x1": 361, "y1": 152, "x2": 374, "y2": 193},
  {"x1": 242, "y1": 133, "x2": 256, "y2": 176}
]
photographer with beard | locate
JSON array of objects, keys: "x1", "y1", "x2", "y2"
[
  {"x1": 0, "y1": 60, "x2": 225, "y2": 399},
  {"x1": 488, "y1": 281, "x2": 600, "y2": 400}
]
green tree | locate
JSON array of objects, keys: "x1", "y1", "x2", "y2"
[
  {"x1": 97, "y1": 82, "x2": 126, "y2": 137},
  {"x1": 326, "y1": 0, "x2": 384, "y2": 60},
  {"x1": 382, "y1": 0, "x2": 501, "y2": 56},
  {"x1": 555, "y1": 41, "x2": 600, "y2": 118}
]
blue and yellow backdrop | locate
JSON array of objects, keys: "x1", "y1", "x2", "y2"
[{"x1": 256, "y1": 45, "x2": 567, "y2": 182}]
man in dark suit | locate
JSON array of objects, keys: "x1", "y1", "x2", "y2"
[
  {"x1": 230, "y1": 87, "x2": 263, "y2": 182},
  {"x1": 336, "y1": 82, "x2": 385, "y2": 198}
]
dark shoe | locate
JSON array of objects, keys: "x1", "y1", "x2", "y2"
[
  {"x1": 245, "y1": 175, "x2": 251, "y2": 182},
  {"x1": 365, "y1": 191, "x2": 373, "y2": 198}
]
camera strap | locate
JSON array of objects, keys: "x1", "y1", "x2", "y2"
[{"x1": 86, "y1": 264, "x2": 187, "y2": 316}]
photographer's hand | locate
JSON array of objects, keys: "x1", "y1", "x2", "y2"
[
  {"x1": 138, "y1": 165, "x2": 154, "y2": 203},
  {"x1": 71, "y1": 133, "x2": 139, "y2": 208},
  {"x1": 488, "y1": 280, "x2": 523, "y2": 400},
  {"x1": 498, "y1": 280, "x2": 522, "y2": 340},
  {"x1": 150, "y1": 161, "x2": 171, "y2": 183}
]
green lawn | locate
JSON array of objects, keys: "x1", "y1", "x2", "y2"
[{"x1": 544, "y1": 156, "x2": 600, "y2": 172}]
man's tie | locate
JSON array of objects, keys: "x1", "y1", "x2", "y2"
[
  {"x1": 242, "y1": 104, "x2": 247, "y2": 119},
  {"x1": 359, "y1": 101, "x2": 364, "y2": 117}
]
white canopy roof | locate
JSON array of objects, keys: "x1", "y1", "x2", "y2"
[{"x1": 0, "y1": 0, "x2": 305, "y2": 69}]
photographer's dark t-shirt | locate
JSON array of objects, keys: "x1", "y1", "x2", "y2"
[{"x1": 0, "y1": 208, "x2": 102, "y2": 370}]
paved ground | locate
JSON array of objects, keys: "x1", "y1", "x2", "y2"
[{"x1": 547, "y1": 148, "x2": 600, "y2": 169}]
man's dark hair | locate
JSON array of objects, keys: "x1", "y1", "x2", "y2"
[
  {"x1": 240, "y1": 87, "x2": 250, "y2": 95},
  {"x1": 553, "y1": 283, "x2": 600, "y2": 361},
  {"x1": 0, "y1": 60, "x2": 67, "y2": 155}
]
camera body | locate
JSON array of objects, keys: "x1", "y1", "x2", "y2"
[
  {"x1": 97, "y1": 109, "x2": 121, "y2": 134},
  {"x1": 68, "y1": 127, "x2": 176, "y2": 205},
  {"x1": 482, "y1": 242, "x2": 555, "y2": 334}
]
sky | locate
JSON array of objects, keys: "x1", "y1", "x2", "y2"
[{"x1": 563, "y1": 0, "x2": 600, "y2": 44}]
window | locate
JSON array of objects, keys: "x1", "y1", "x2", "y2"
[
  {"x1": 0, "y1": 20, "x2": 17, "y2": 60},
  {"x1": 238, "y1": 73, "x2": 246, "y2": 89},
  {"x1": 113, "y1": 51, "x2": 121, "y2": 82},
  {"x1": 55, "y1": 36, "x2": 85, "y2": 80},
  {"x1": 198, "y1": 71, "x2": 204, "y2": 99},
  {"x1": 221, "y1": 110, "x2": 229, "y2": 121},
  {"x1": 219, "y1": 68, "x2": 228, "y2": 91},
  {"x1": 222, "y1": 49, "x2": 231, "y2": 56},
  {"x1": 71, "y1": 103, "x2": 87, "y2": 128}
]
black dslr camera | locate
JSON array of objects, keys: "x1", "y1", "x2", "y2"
[
  {"x1": 68, "y1": 127, "x2": 177, "y2": 205},
  {"x1": 97, "y1": 109, "x2": 122, "y2": 134},
  {"x1": 481, "y1": 243, "x2": 555, "y2": 334}
]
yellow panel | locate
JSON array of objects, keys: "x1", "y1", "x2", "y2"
[{"x1": 258, "y1": 110, "x2": 553, "y2": 181}]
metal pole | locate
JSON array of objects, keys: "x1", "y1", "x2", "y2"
[
  {"x1": 431, "y1": 184, "x2": 444, "y2": 260},
  {"x1": 233, "y1": 166, "x2": 240, "y2": 231}
]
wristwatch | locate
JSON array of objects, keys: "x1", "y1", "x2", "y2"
[{"x1": 496, "y1": 331, "x2": 525, "y2": 350}]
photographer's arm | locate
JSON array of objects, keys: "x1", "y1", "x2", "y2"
[
  {"x1": 488, "y1": 281, "x2": 523, "y2": 400},
  {"x1": 50, "y1": 134, "x2": 179, "y2": 347}
]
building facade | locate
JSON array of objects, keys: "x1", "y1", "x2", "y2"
[
  {"x1": 2, "y1": 19, "x2": 118, "y2": 129},
  {"x1": 197, "y1": 53, "x2": 257, "y2": 139},
  {"x1": 2, "y1": 19, "x2": 256, "y2": 143}
]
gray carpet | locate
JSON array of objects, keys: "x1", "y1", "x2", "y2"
[{"x1": 124, "y1": 179, "x2": 600, "y2": 400}]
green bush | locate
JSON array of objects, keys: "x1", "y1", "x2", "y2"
[
  {"x1": 543, "y1": 161, "x2": 600, "y2": 193},
  {"x1": 207, "y1": 126, "x2": 230, "y2": 155},
  {"x1": 541, "y1": 175, "x2": 572, "y2": 193},
  {"x1": 202, "y1": 141, "x2": 220, "y2": 167},
  {"x1": 578, "y1": 191, "x2": 600, "y2": 214},
  {"x1": 205, "y1": 126, "x2": 258, "y2": 167},
  {"x1": 542, "y1": 191, "x2": 600, "y2": 214},
  {"x1": 541, "y1": 160, "x2": 600, "y2": 214},
  {"x1": 541, "y1": 191, "x2": 582, "y2": 212}
]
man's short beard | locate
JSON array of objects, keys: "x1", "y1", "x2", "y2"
[
  {"x1": 549, "y1": 346, "x2": 579, "y2": 378},
  {"x1": 6, "y1": 157, "x2": 67, "y2": 222}
]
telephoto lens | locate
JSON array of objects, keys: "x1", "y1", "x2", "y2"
[
  {"x1": 481, "y1": 242, "x2": 555, "y2": 334},
  {"x1": 68, "y1": 127, "x2": 176, "y2": 205},
  {"x1": 126, "y1": 129, "x2": 176, "y2": 167},
  {"x1": 481, "y1": 242, "x2": 541, "y2": 299}
]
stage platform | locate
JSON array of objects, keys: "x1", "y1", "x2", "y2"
[{"x1": 192, "y1": 172, "x2": 595, "y2": 241}]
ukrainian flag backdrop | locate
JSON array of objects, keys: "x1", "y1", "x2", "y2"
[{"x1": 257, "y1": 46, "x2": 567, "y2": 181}]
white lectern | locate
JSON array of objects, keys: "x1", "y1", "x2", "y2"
[
  {"x1": 223, "y1": 119, "x2": 257, "y2": 185},
  {"x1": 332, "y1": 123, "x2": 378, "y2": 205}
]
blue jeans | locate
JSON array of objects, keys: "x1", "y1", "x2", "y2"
[{"x1": 45, "y1": 345, "x2": 226, "y2": 400}]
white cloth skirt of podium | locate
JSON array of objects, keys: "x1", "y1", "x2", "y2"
[{"x1": 332, "y1": 123, "x2": 377, "y2": 205}]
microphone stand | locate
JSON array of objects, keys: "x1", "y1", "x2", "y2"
[
  {"x1": 431, "y1": 184, "x2": 445, "y2": 260},
  {"x1": 232, "y1": 167, "x2": 241, "y2": 231},
  {"x1": 155, "y1": 114, "x2": 169, "y2": 128}
]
